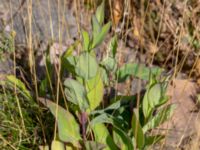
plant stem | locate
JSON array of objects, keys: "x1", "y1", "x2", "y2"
[{"x1": 80, "y1": 112, "x2": 87, "y2": 141}]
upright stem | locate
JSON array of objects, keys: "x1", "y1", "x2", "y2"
[{"x1": 80, "y1": 112, "x2": 87, "y2": 141}]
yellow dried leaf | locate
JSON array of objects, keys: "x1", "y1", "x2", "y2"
[{"x1": 112, "y1": 0, "x2": 123, "y2": 27}]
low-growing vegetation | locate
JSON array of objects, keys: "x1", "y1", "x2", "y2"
[{"x1": 0, "y1": 0, "x2": 200, "y2": 150}]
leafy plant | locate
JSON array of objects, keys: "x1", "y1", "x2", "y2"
[
  {"x1": 0, "y1": 31, "x2": 15, "y2": 60},
  {"x1": 35, "y1": 1, "x2": 176, "y2": 149}
]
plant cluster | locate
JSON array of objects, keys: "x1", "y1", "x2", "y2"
[{"x1": 37, "y1": 1, "x2": 175, "y2": 150}]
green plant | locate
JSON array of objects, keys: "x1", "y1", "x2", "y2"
[
  {"x1": 0, "y1": 75, "x2": 42, "y2": 149},
  {"x1": 37, "y1": 1, "x2": 175, "y2": 150},
  {"x1": 0, "y1": 31, "x2": 15, "y2": 60}
]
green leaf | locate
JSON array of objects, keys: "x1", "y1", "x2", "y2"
[
  {"x1": 75, "y1": 52, "x2": 98, "y2": 80},
  {"x1": 113, "y1": 127, "x2": 134, "y2": 150},
  {"x1": 95, "y1": 0, "x2": 105, "y2": 25},
  {"x1": 92, "y1": 123, "x2": 118, "y2": 150},
  {"x1": 51, "y1": 140, "x2": 65, "y2": 150},
  {"x1": 88, "y1": 113, "x2": 132, "y2": 149},
  {"x1": 142, "y1": 90, "x2": 153, "y2": 119},
  {"x1": 145, "y1": 135, "x2": 164, "y2": 147},
  {"x1": 91, "y1": 95, "x2": 136, "y2": 115},
  {"x1": 89, "y1": 113, "x2": 127, "y2": 133},
  {"x1": 89, "y1": 113, "x2": 128, "y2": 134},
  {"x1": 89, "y1": 113, "x2": 113, "y2": 126},
  {"x1": 143, "y1": 104, "x2": 176, "y2": 133},
  {"x1": 148, "y1": 83, "x2": 169, "y2": 108},
  {"x1": 117, "y1": 63, "x2": 163, "y2": 82},
  {"x1": 132, "y1": 109, "x2": 145, "y2": 149},
  {"x1": 148, "y1": 83, "x2": 162, "y2": 108},
  {"x1": 92, "y1": 101, "x2": 122, "y2": 115},
  {"x1": 62, "y1": 55, "x2": 77, "y2": 74},
  {"x1": 82, "y1": 30, "x2": 90, "y2": 51},
  {"x1": 92, "y1": 15, "x2": 101, "y2": 39},
  {"x1": 39, "y1": 98, "x2": 81, "y2": 146},
  {"x1": 66, "y1": 55, "x2": 77, "y2": 66},
  {"x1": 108, "y1": 36, "x2": 118, "y2": 58},
  {"x1": 64, "y1": 79, "x2": 89, "y2": 111},
  {"x1": 86, "y1": 71, "x2": 104, "y2": 112},
  {"x1": 85, "y1": 141, "x2": 106, "y2": 150},
  {"x1": 92, "y1": 22, "x2": 111, "y2": 49},
  {"x1": 39, "y1": 78, "x2": 50, "y2": 96},
  {"x1": 6, "y1": 75, "x2": 32, "y2": 100}
]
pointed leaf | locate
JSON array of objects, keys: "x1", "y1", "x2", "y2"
[
  {"x1": 92, "y1": 22, "x2": 111, "y2": 48},
  {"x1": 145, "y1": 135, "x2": 165, "y2": 146},
  {"x1": 143, "y1": 104, "x2": 176, "y2": 133},
  {"x1": 92, "y1": 15, "x2": 101, "y2": 39},
  {"x1": 82, "y1": 30, "x2": 90, "y2": 51},
  {"x1": 90, "y1": 114, "x2": 113, "y2": 126},
  {"x1": 117, "y1": 63, "x2": 163, "y2": 82},
  {"x1": 91, "y1": 100, "x2": 122, "y2": 115},
  {"x1": 89, "y1": 112, "x2": 127, "y2": 128},
  {"x1": 132, "y1": 109, "x2": 145, "y2": 149},
  {"x1": 113, "y1": 127, "x2": 134, "y2": 150},
  {"x1": 91, "y1": 95, "x2": 136, "y2": 115},
  {"x1": 108, "y1": 36, "x2": 117, "y2": 58},
  {"x1": 95, "y1": 0, "x2": 105, "y2": 25},
  {"x1": 89, "y1": 113, "x2": 132, "y2": 149},
  {"x1": 62, "y1": 55, "x2": 77, "y2": 74}
]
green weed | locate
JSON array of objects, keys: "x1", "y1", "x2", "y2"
[{"x1": 37, "y1": 1, "x2": 175, "y2": 149}]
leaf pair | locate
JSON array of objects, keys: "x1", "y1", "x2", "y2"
[
  {"x1": 82, "y1": 0, "x2": 110, "y2": 51},
  {"x1": 92, "y1": 20, "x2": 111, "y2": 49}
]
